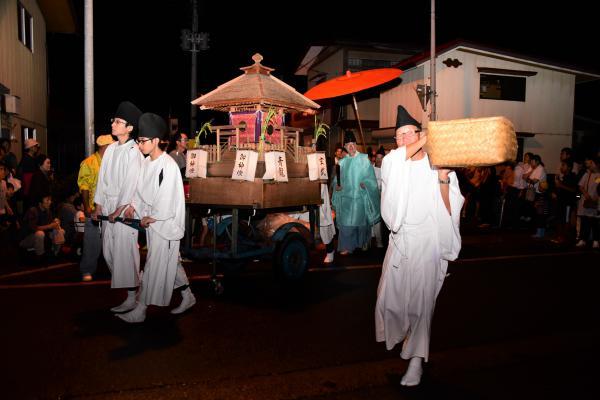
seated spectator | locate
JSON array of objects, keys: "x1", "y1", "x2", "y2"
[
  {"x1": 17, "y1": 139, "x2": 41, "y2": 203},
  {"x1": 28, "y1": 155, "x2": 54, "y2": 210},
  {"x1": 0, "y1": 163, "x2": 15, "y2": 229},
  {"x1": 19, "y1": 194, "x2": 64, "y2": 259},
  {"x1": 57, "y1": 189, "x2": 80, "y2": 246},
  {"x1": 73, "y1": 196, "x2": 86, "y2": 234},
  {"x1": 0, "y1": 138, "x2": 18, "y2": 176},
  {"x1": 2, "y1": 182, "x2": 19, "y2": 232},
  {"x1": 70, "y1": 196, "x2": 86, "y2": 255}
]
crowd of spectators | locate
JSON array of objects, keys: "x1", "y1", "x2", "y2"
[
  {"x1": 1, "y1": 138, "x2": 84, "y2": 263},
  {"x1": 456, "y1": 147, "x2": 600, "y2": 247},
  {"x1": 1, "y1": 134, "x2": 599, "y2": 268}
]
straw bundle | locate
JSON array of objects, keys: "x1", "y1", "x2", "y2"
[{"x1": 427, "y1": 116, "x2": 517, "y2": 167}]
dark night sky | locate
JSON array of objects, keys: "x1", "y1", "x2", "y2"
[{"x1": 47, "y1": 0, "x2": 599, "y2": 171}]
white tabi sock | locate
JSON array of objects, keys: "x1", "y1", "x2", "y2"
[
  {"x1": 110, "y1": 290, "x2": 137, "y2": 313},
  {"x1": 171, "y1": 288, "x2": 196, "y2": 314},
  {"x1": 400, "y1": 357, "x2": 423, "y2": 386},
  {"x1": 116, "y1": 302, "x2": 147, "y2": 323}
]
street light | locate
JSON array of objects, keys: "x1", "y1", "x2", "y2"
[{"x1": 181, "y1": 0, "x2": 210, "y2": 136}]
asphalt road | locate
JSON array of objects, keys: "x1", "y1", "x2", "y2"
[{"x1": 1, "y1": 231, "x2": 599, "y2": 399}]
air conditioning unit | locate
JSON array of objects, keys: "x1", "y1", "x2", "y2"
[{"x1": 1, "y1": 94, "x2": 20, "y2": 114}]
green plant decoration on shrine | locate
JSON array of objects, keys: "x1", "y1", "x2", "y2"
[
  {"x1": 314, "y1": 115, "x2": 329, "y2": 142},
  {"x1": 195, "y1": 119, "x2": 213, "y2": 147},
  {"x1": 259, "y1": 107, "x2": 277, "y2": 154}
]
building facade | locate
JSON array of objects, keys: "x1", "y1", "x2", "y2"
[
  {"x1": 0, "y1": 0, "x2": 49, "y2": 160},
  {"x1": 379, "y1": 41, "x2": 600, "y2": 173}
]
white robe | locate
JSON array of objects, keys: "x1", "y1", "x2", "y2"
[
  {"x1": 375, "y1": 147, "x2": 463, "y2": 361},
  {"x1": 319, "y1": 183, "x2": 335, "y2": 245},
  {"x1": 94, "y1": 140, "x2": 144, "y2": 288},
  {"x1": 134, "y1": 153, "x2": 189, "y2": 307}
]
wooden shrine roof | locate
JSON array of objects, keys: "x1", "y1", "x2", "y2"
[{"x1": 191, "y1": 54, "x2": 320, "y2": 114}]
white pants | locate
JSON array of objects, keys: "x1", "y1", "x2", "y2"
[
  {"x1": 102, "y1": 220, "x2": 140, "y2": 288},
  {"x1": 139, "y1": 228, "x2": 189, "y2": 307},
  {"x1": 375, "y1": 218, "x2": 444, "y2": 362}
]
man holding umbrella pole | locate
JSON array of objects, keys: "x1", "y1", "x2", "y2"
[{"x1": 331, "y1": 130, "x2": 380, "y2": 255}]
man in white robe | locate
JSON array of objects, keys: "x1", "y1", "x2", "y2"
[
  {"x1": 375, "y1": 106, "x2": 463, "y2": 386},
  {"x1": 117, "y1": 113, "x2": 195, "y2": 323},
  {"x1": 93, "y1": 101, "x2": 144, "y2": 312}
]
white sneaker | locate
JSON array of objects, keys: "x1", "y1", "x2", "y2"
[
  {"x1": 110, "y1": 297, "x2": 136, "y2": 313},
  {"x1": 116, "y1": 303, "x2": 146, "y2": 323},
  {"x1": 576, "y1": 239, "x2": 587, "y2": 248},
  {"x1": 171, "y1": 291, "x2": 196, "y2": 314},
  {"x1": 593, "y1": 241, "x2": 599, "y2": 249},
  {"x1": 323, "y1": 251, "x2": 334, "y2": 263},
  {"x1": 81, "y1": 273, "x2": 92, "y2": 282}
]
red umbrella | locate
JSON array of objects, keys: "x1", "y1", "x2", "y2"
[{"x1": 304, "y1": 68, "x2": 403, "y2": 148}]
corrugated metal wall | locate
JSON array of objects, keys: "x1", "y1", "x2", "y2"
[{"x1": 0, "y1": 0, "x2": 48, "y2": 160}]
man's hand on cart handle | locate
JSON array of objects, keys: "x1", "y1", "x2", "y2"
[
  {"x1": 141, "y1": 216, "x2": 156, "y2": 228},
  {"x1": 124, "y1": 206, "x2": 136, "y2": 219}
]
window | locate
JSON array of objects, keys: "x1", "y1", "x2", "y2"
[
  {"x1": 17, "y1": 2, "x2": 34, "y2": 51},
  {"x1": 22, "y1": 126, "x2": 36, "y2": 141},
  {"x1": 347, "y1": 58, "x2": 400, "y2": 72},
  {"x1": 480, "y1": 74, "x2": 526, "y2": 102}
]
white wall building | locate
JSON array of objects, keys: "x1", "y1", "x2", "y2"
[{"x1": 379, "y1": 41, "x2": 600, "y2": 173}]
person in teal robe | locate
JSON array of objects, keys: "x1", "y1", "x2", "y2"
[{"x1": 332, "y1": 131, "x2": 381, "y2": 254}]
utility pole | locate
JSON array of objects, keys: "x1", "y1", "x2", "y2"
[
  {"x1": 181, "y1": 0, "x2": 209, "y2": 137},
  {"x1": 430, "y1": 0, "x2": 437, "y2": 121},
  {"x1": 190, "y1": 0, "x2": 198, "y2": 136},
  {"x1": 84, "y1": 0, "x2": 94, "y2": 156}
]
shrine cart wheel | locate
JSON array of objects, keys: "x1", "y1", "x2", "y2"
[{"x1": 275, "y1": 232, "x2": 309, "y2": 281}]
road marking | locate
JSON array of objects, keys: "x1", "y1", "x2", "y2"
[
  {"x1": 0, "y1": 262, "x2": 77, "y2": 280},
  {"x1": 310, "y1": 250, "x2": 595, "y2": 271},
  {"x1": 452, "y1": 250, "x2": 594, "y2": 263},
  {"x1": 0, "y1": 250, "x2": 594, "y2": 289},
  {"x1": 0, "y1": 273, "x2": 223, "y2": 290}
]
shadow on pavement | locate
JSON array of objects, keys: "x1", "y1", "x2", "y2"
[{"x1": 74, "y1": 308, "x2": 183, "y2": 360}]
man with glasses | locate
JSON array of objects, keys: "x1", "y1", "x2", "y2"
[
  {"x1": 375, "y1": 106, "x2": 463, "y2": 386},
  {"x1": 331, "y1": 130, "x2": 380, "y2": 255},
  {"x1": 117, "y1": 113, "x2": 195, "y2": 322},
  {"x1": 93, "y1": 101, "x2": 143, "y2": 313},
  {"x1": 169, "y1": 132, "x2": 189, "y2": 177}
]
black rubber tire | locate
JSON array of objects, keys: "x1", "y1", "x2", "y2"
[{"x1": 275, "y1": 232, "x2": 309, "y2": 281}]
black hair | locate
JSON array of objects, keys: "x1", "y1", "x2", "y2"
[
  {"x1": 36, "y1": 193, "x2": 52, "y2": 205},
  {"x1": 561, "y1": 159, "x2": 574, "y2": 169},
  {"x1": 73, "y1": 196, "x2": 84, "y2": 208},
  {"x1": 174, "y1": 133, "x2": 188, "y2": 142},
  {"x1": 561, "y1": 147, "x2": 573, "y2": 156}
]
